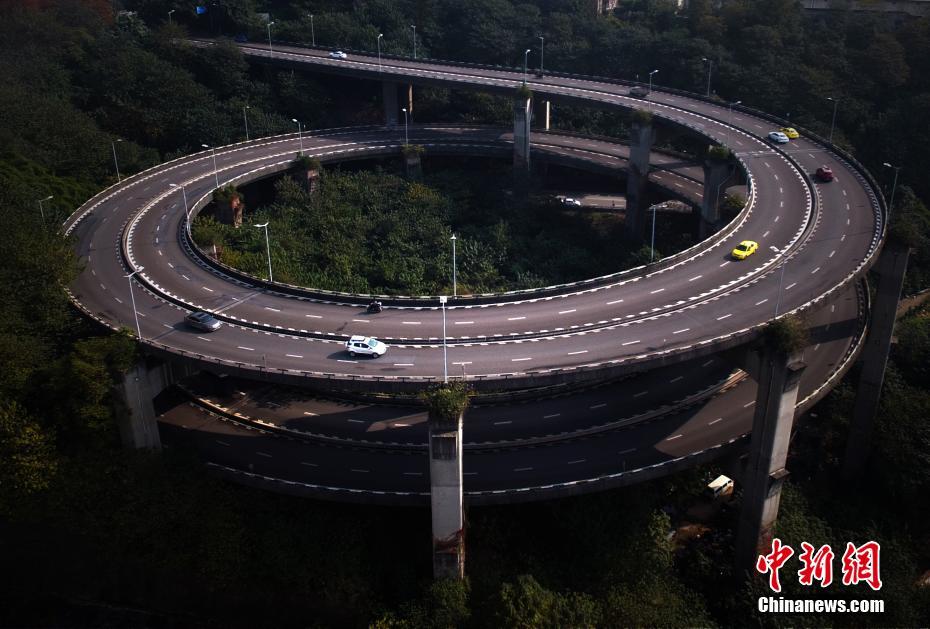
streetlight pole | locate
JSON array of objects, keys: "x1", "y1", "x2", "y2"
[
  {"x1": 401, "y1": 107, "x2": 409, "y2": 144},
  {"x1": 883, "y1": 162, "x2": 901, "y2": 217},
  {"x1": 243, "y1": 105, "x2": 250, "y2": 141},
  {"x1": 309, "y1": 14, "x2": 315, "y2": 47},
  {"x1": 169, "y1": 183, "x2": 190, "y2": 236},
  {"x1": 649, "y1": 69, "x2": 659, "y2": 93},
  {"x1": 292, "y1": 118, "x2": 304, "y2": 155},
  {"x1": 411, "y1": 25, "x2": 416, "y2": 59},
  {"x1": 770, "y1": 246, "x2": 788, "y2": 318},
  {"x1": 125, "y1": 267, "x2": 145, "y2": 341},
  {"x1": 253, "y1": 222, "x2": 273, "y2": 282},
  {"x1": 725, "y1": 99, "x2": 742, "y2": 145},
  {"x1": 539, "y1": 36, "x2": 544, "y2": 74},
  {"x1": 37, "y1": 195, "x2": 53, "y2": 223},
  {"x1": 650, "y1": 206, "x2": 657, "y2": 262},
  {"x1": 168, "y1": 9, "x2": 175, "y2": 24},
  {"x1": 439, "y1": 295, "x2": 448, "y2": 383},
  {"x1": 827, "y1": 96, "x2": 839, "y2": 144},
  {"x1": 111, "y1": 138, "x2": 123, "y2": 183},
  {"x1": 267, "y1": 21, "x2": 275, "y2": 57},
  {"x1": 451, "y1": 234, "x2": 457, "y2": 297},
  {"x1": 701, "y1": 57, "x2": 712, "y2": 97},
  {"x1": 523, "y1": 48, "x2": 531, "y2": 85},
  {"x1": 377, "y1": 33, "x2": 383, "y2": 72},
  {"x1": 202, "y1": 143, "x2": 219, "y2": 189}
]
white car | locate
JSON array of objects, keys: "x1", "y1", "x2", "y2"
[
  {"x1": 768, "y1": 131, "x2": 790, "y2": 144},
  {"x1": 346, "y1": 335, "x2": 387, "y2": 358},
  {"x1": 562, "y1": 197, "x2": 582, "y2": 207},
  {"x1": 329, "y1": 50, "x2": 348, "y2": 60}
]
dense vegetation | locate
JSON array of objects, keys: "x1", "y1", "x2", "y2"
[{"x1": 1, "y1": 1, "x2": 930, "y2": 626}]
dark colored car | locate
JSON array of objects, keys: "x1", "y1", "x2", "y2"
[
  {"x1": 185, "y1": 311, "x2": 222, "y2": 332},
  {"x1": 815, "y1": 166, "x2": 834, "y2": 182},
  {"x1": 629, "y1": 86, "x2": 650, "y2": 98}
]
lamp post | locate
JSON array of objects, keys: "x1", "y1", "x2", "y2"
[
  {"x1": 169, "y1": 183, "x2": 190, "y2": 236},
  {"x1": 37, "y1": 195, "x2": 53, "y2": 223},
  {"x1": 309, "y1": 14, "x2": 315, "y2": 46},
  {"x1": 883, "y1": 162, "x2": 901, "y2": 216},
  {"x1": 701, "y1": 57, "x2": 712, "y2": 97},
  {"x1": 523, "y1": 48, "x2": 531, "y2": 84},
  {"x1": 202, "y1": 143, "x2": 219, "y2": 189},
  {"x1": 770, "y1": 245, "x2": 788, "y2": 318},
  {"x1": 439, "y1": 295, "x2": 448, "y2": 383},
  {"x1": 411, "y1": 25, "x2": 417, "y2": 59},
  {"x1": 401, "y1": 107, "x2": 409, "y2": 144},
  {"x1": 111, "y1": 138, "x2": 123, "y2": 183},
  {"x1": 650, "y1": 205, "x2": 658, "y2": 262},
  {"x1": 827, "y1": 96, "x2": 839, "y2": 144},
  {"x1": 267, "y1": 21, "x2": 275, "y2": 57},
  {"x1": 725, "y1": 99, "x2": 742, "y2": 145},
  {"x1": 377, "y1": 33, "x2": 383, "y2": 72},
  {"x1": 451, "y1": 234, "x2": 457, "y2": 297},
  {"x1": 168, "y1": 9, "x2": 175, "y2": 24},
  {"x1": 243, "y1": 104, "x2": 250, "y2": 141},
  {"x1": 125, "y1": 266, "x2": 145, "y2": 341},
  {"x1": 539, "y1": 36, "x2": 544, "y2": 74},
  {"x1": 648, "y1": 69, "x2": 659, "y2": 93},
  {"x1": 292, "y1": 118, "x2": 304, "y2": 155},
  {"x1": 253, "y1": 222, "x2": 273, "y2": 283}
]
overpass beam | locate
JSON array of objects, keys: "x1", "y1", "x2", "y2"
[
  {"x1": 429, "y1": 407, "x2": 465, "y2": 580},
  {"x1": 735, "y1": 346, "x2": 805, "y2": 573},
  {"x1": 383, "y1": 81, "x2": 399, "y2": 128},
  {"x1": 625, "y1": 114, "x2": 655, "y2": 241},
  {"x1": 698, "y1": 156, "x2": 732, "y2": 239},
  {"x1": 843, "y1": 241, "x2": 910, "y2": 479}
]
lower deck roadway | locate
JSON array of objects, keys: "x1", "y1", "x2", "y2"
[{"x1": 156, "y1": 283, "x2": 862, "y2": 504}]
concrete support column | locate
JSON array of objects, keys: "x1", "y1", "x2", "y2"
[
  {"x1": 513, "y1": 96, "x2": 532, "y2": 172},
  {"x1": 735, "y1": 346, "x2": 806, "y2": 572},
  {"x1": 542, "y1": 100, "x2": 551, "y2": 130},
  {"x1": 624, "y1": 118, "x2": 655, "y2": 241},
  {"x1": 383, "y1": 81, "x2": 399, "y2": 128},
  {"x1": 305, "y1": 167, "x2": 320, "y2": 195},
  {"x1": 429, "y1": 408, "x2": 465, "y2": 580},
  {"x1": 406, "y1": 84, "x2": 414, "y2": 119},
  {"x1": 843, "y1": 241, "x2": 910, "y2": 478},
  {"x1": 698, "y1": 158, "x2": 732, "y2": 239},
  {"x1": 119, "y1": 360, "x2": 164, "y2": 449},
  {"x1": 403, "y1": 150, "x2": 423, "y2": 181}
]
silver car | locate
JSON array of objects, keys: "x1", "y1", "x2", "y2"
[{"x1": 185, "y1": 311, "x2": 222, "y2": 332}]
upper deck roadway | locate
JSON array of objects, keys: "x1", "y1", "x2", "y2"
[{"x1": 65, "y1": 40, "x2": 883, "y2": 392}]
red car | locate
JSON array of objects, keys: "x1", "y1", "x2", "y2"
[{"x1": 815, "y1": 166, "x2": 834, "y2": 182}]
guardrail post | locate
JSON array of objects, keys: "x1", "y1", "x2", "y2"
[
  {"x1": 383, "y1": 81, "x2": 399, "y2": 128},
  {"x1": 625, "y1": 113, "x2": 655, "y2": 241},
  {"x1": 734, "y1": 345, "x2": 805, "y2": 573},
  {"x1": 429, "y1": 407, "x2": 466, "y2": 580},
  {"x1": 843, "y1": 241, "x2": 910, "y2": 479}
]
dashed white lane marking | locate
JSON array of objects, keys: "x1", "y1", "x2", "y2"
[
  {"x1": 511, "y1": 357, "x2": 532, "y2": 362},
  {"x1": 181, "y1": 274, "x2": 190, "y2": 281},
  {"x1": 688, "y1": 275, "x2": 702, "y2": 282},
  {"x1": 350, "y1": 469, "x2": 370, "y2": 473},
  {"x1": 650, "y1": 288, "x2": 665, "y2": 294},
  {"x1": 114, "y1": 297, "x2": 123, "y2": 304},
  {"x1": 494, "y1": 420, "x2": 512, "y2": 425},
  {"x1": 774, "y1": 215, "x2": 780, "y2": 222},
  {"x1": 463, "y1": 472, "x2": 478, "y2": 476},
  {"x1": 841, "y1": 234, "x2": 846, "y2": 242},
  {"x1": 622, "y1": 340, "x2": 641, "y2": 346},
  {"x1": 755, "y1": 299, "x2": 768, "y2": 306},
  {"x1": 237, "y1": 346, "x2": 255, "y2": 351},
  {"x1": 265, "y1": 306, "x2": 280, "y2": 312},
  {"x1": 514, "y1": 467, "x2": 533, "y2": 472},
  {"x1": 811, "y1": 267, "x2": 821, "y2": 274},
  {"x1": 203, "y1": 286, "x2": 214, "y2": 292},
  {"x1": 452, "y1": 361, "x2": 472, "y2": 365},
  {"x1": 351, "y1": 319, "x2": 369, "y2": 323},
  {"x1": 168, "y1": 262, "x2": 175, "y2": 268},
  {"x1": 744, "y1": 400, "x2": 756, "y2": 408},
  {"x1": 286, "y1": 354, "x2": 303, "y2": 358},
  {"x1": 543, "y1": 413, "x2": 561, "y2": 419},
  {"x1": 508, "y1": 316, "x2": 526, "y2": 320},
  {"x1": 670, "y1": 376, "x2": 684, "y2": 383},
  {"x1": 216, "y1": 440, "x2": 230, "y2": 446},
  {"x1": 619, "y1": 448, "x2": 636, "y2": 455},
  {"x1": 786, "y1": 282, "x2": 797, "y2": 290},
  {"x1": 708, "y1": 417, "x2": 723, "y2": 425},
  {"x1": 567, "y1": 349, "x2": 588, "y2": 355},
  {"x1": 393, "y1": 363, "x2": 414, "y2": 366},
  {"x1": 717, "y1": 313, "x2": 732, "y2": 320},
  {"x1": 720, "y1": 261, "x2": 731, "y2": 267},
  {"x1": 567, "y1": 459, "x2": 586, "y2": 465},
  {"x1": 842, "y1": 189, "x2": 847, "y2": 196},
  {"x1": 161, "y1": 324, "x2": 172, "y2": 329},
  {"x1": 606, "y1": 299, "x2": 624, "y2": 305},
  {"x1": 829, "y1": 250, "x2": 836, "y2": 258},
  {"x1": 300, "y1": 461, "x2": 318, "y2": 467},
  {"x1": 403, "y1": 472, "x2": 423, "y2": 476},
  {"x1": 100, "y1": 283, "x2": 107, "y2": 290},
  {"x1": 454, "y1": 321, "x2": 474, "y2": 325},
  {"x1": 402, "y1": 321, "x2": 421, "y2": 325},
  {"x1": 348, "y1": 419, "x2": 365, "y2": 424},
  {"x1": 559, "y1": 309, "x2": 577, "y2": 314},
  {"x1": 633, "y1": 390, "x2": 648, "y2": 398},
  {"x1": 763, "y1": 230, "x2": 770, "y2": 238},
  {"x1": 666, "y1": 434, "x2": 683, "y2": 441},
  {"x1": 256, "y1": 451, "x2": 272, "y2": 458},
  {"x1": 158, "y1": 250, "x2": 163, "y2": 256},
  {"x1": 302, "y1": 412, "x2": 317, "y2": 416},
  {"x1": 590, "y1": 403, "x2": 607, "y2": 409},
  {"x1": 196, "y1": 336, "x2": 212, "y2": 342},
  {"x1": 673, "y1": 328, "x2": 689, "y2": 334},
  {"x1": 337, "y1": 359, "x2": 357, "y2": 364},
  {"x1": 305, "y1": 314, "x2": 322, "y2": 318},
  {"x1": 701, "y1": 359, "x2": 714, "y2": 367}
]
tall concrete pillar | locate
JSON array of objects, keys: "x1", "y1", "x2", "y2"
[
  {"x1": 625, "y1": 117, "x2": 655, "y2": 241},
  {"x1": 843, "y1": 241, "x2": 910, "y2": 479},
  {"x1": 699, "y1": 157, "x2": 732, "y2": 239},
  {"x1": 383, "y1": 81, "x2": 399, "y2": 128},
  {"x1": 542, "y1": 100, "x2": 551, "y2": 130},
  {"x1": 513, "y1": 96, "x2": 532, "y2": 172},
  {"x1": 119, "y1": 360, "x2": 164, "y2": 449},
  {"x1": 735, "y1": 346, "x2": 806, "y2": 572},
  {"x1": 429, "y1": 407, "x2": 465, "y2": 580},
  {"x1": 406, "y1": 84, "x2": 414, "y2": 119}
]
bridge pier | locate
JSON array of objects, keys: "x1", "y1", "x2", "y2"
[
  {"x1": 735, "y1": 344, "x2": 805, "y2": 573},
  {"x1": 843, "y1": 241, "x2": 910, "y2": 479},
  {"x1": 625, "y1": 113, "x2": 655, "y2": 241},
  {"x1": 513, "y1": 96, "x2": 532, "y2": 173},
  {"x1": 383, "y1": 82, "x2": 399, "y2": 128},
  {"x1": 118, "y1": 356, "x2": 198, "y2": 449},
  {"x1": 538, "y1": 100, "x2": 551, "y2": 130},
  {"x1": 698, "y1": 155, "x2": 733, "y2": 240},
  {"x1": 406, "y1": 84, "x2": 414, "y2": 119},
  {"x1": 429, "y1": 407, "x2": 466, "y2": 580}
]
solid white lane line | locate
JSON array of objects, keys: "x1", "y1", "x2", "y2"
[{"x1": 567, "y1": 350, "x2": 588, "y2": 355}]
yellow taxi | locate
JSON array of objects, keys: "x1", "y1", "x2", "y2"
[
  {"x1": 780, "y1": 127, "x2": 799, "y2": 139},
  {"x1": 731, "y1": 240, "x2": 759, "y2": 260}
]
